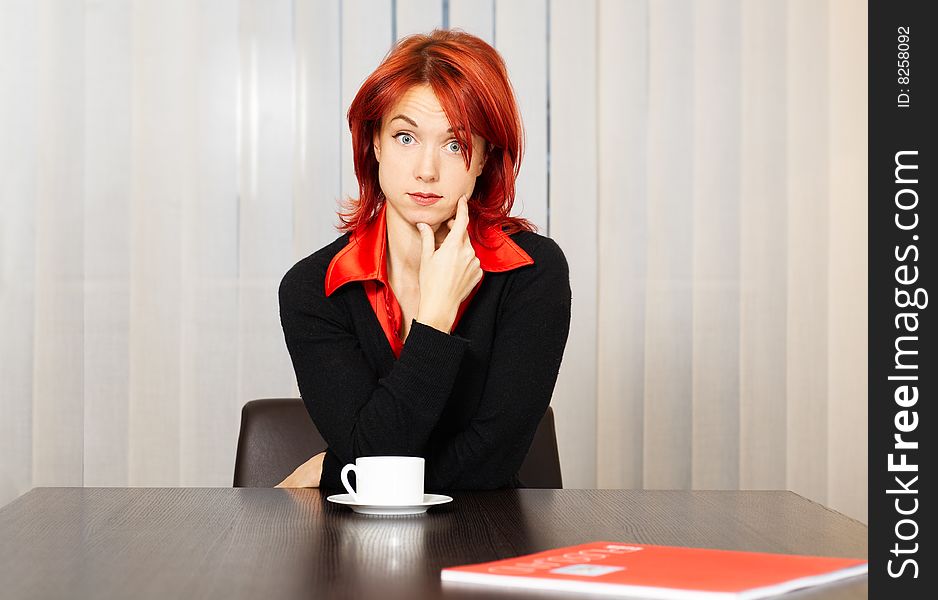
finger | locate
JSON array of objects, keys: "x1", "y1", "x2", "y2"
[
  {"x1": 446, "y1": 218, "x2": 455, "y2": 230},
  {"x1": 445, "y1": 196, "x2": 469, "y2": 244},
  {"x1": 456, "y1": 195, "x2": 469, "y2": 230},
  {"x1": 417, "y1": 222, "x2": 435, "y2": 263}
]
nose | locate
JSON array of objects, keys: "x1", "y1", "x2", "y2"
[{"x1": 414, "y1": 144, "x2": 439, "y2": 183}]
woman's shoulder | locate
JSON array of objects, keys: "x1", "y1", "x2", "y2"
[
  {"x1": 279, "y1": 234, "x2": 350, "y2": 302},
  {"x1": 507, "y1": 230, "x2": 569, "y2": 273},
  {"x1": 501, "y1": 230, "x2": 571, "y2": 311}
]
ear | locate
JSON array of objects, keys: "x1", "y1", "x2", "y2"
[
  {"x1": 373, "y1": 128, "x2": 381, "y2": 163},
  {"x1": 476, "y1": 144, "x2": 489, "y2": 176}
]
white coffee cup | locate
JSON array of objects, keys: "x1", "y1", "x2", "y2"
[{"x1": 340, "y1": 456, "x2": 425, "y2": 505}]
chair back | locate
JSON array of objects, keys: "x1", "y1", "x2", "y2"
[
  {"x1": 517, "y1": 405, "x2": 562, "y2": 489},
  {"x1": 233, "y1": 398, "x2": 562, "y2": 488},
  {"x1": 233, "y1": 399, "x2": 328, "y2": 488}
]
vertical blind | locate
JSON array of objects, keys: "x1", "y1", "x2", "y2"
[{"x1": 0, "y1": 0, "x2": 867, "y2": 523}]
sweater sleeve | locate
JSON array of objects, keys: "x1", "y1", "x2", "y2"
[
  {"x1": 424, "y1": 237, "x2": 572, "y2": 491},
  {"x1": 278, "y1": 259, "x2": 469, "y2": 478}
]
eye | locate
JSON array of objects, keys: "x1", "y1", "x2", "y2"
[
  {"x1": 394, "y1": 132, "x2": 415, "y2": 145},
  {"x1": 445, "y1": 140, "x2": 462, "y2": 154}
]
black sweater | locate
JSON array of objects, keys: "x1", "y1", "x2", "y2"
[{"x1": 278, "y1": 230, "x2": 571, "y2": 491}]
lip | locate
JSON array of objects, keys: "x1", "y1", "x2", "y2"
[{"x1": 407, "y1": 192, "x2": 442, "y2": 206}]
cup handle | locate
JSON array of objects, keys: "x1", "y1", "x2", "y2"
[{"x1": 340, "y1": 464, "x2": 357, "y2": 501}]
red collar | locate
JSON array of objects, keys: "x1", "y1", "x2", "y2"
[{"x1": 325, "y1": 204, "x2": 533, "y2": 296}]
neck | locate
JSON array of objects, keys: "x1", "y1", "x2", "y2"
[{"x1": 384, "y1": 205, "x2": 448, "y2": 281}]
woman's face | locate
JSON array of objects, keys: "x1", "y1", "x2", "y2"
[{"x1": 373, "y1": 84, "x2": 487, "y2": 233}]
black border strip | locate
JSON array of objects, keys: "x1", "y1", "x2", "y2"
[{"x1": 869, "y1": 0, "x2": 935, "y2": 595}]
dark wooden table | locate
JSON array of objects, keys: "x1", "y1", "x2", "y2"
[{"x1": 0, "y1": 488, "x2": 867, "y2": 599}]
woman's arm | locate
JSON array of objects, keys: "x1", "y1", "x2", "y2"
[
  {"x1": 279, "y1": 262, "x2": 469, "y2": 468},
  {"x1": 275, "y1": 451, "x2": 326, "y2": 488},
  {"x1": 424, "y1": 236, "x2": 572, "y2": 490}
]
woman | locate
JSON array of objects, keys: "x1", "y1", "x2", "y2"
[{"x1": 277, "y1": 29, "x2": 571, "y2": 491}]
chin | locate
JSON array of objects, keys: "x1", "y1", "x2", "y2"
[
  {"x1": 404, "y1": 205, "x2": 449, "y2": 225},
  {"x1": 414, "y1": 217, "x2": 447, "y2": 233}
]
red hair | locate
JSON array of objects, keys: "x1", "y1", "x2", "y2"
[{"x1": 341, "y1": 29, "x2": 536, "y2": 244}]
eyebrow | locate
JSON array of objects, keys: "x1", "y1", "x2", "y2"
[{"x1": 389, "y1": 114, "x2": 458, "y2": 134}]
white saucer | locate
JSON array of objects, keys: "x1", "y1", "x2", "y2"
[{"x1": 326, "y1": 493, "x2": 453, "y2": 516}]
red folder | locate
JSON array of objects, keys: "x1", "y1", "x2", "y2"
[{"x1": 441, "y1": 541, "x2": 867, "y2": 599}]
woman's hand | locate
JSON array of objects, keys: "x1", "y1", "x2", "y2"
[
  {"x1": 275, "y1": 451, "x2": 326, "y2": 488},
  {"x1": 415, "y1": 195, "x2": 483, "y2": 333}
]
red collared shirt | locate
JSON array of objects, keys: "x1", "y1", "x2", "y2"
[{"x1": 324, "y1": 204, "x2": 534, "y2": 357}]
